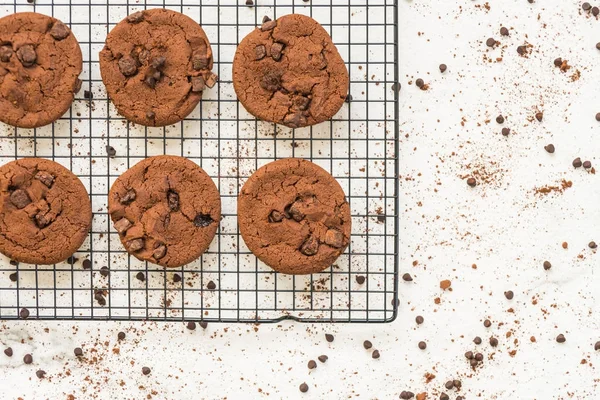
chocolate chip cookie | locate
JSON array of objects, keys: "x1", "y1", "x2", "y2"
[
  {"x1": 0, "y1": 158, "x2": 92, "y2": 264},
  {"x1": 108, "y1": 156, "x2": 221, "y2": 268},
  {"x1": 0, "y1": 13, "x2": 83, "y2": 128},
  {"x1": 99, "y1": 9, "x2": 217, "y2": 127},
  {"x1": 238, "y1": 158, "x2": 351, "y2": 274},
  {"x1": 233, "y1": 14, "x2": 349, "y2": 128}
]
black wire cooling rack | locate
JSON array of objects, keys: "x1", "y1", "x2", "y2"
[{"x1": 0, "y1": 0, "x2": 398, "y2": 323}]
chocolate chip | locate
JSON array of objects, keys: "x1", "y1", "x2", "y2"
[
  {"x1": 262, "y1": 16, "x2": 271, "y2": 23},
  {"x1": 10, "y1": 189, "x2": 31, "y2": 209},
  {"x1": 144, "y1": 75, "x2": 156, "y2": 88},
  {"x1": 318, "y1": 355, "x2": 328, "y2": 363},
  {"x1": 67, "y1": 256, "x2": 78, "y2": 264},
  {"x1": 554, "y1": 57, "x2": 563, "y2": 67},
  {"x1": 35, "y1": 171, "x2": 55, "y2": 187},
  {"x1": 583, "y1": 160, "x2": 592, "y2": 169},
  {"x1": 199, "y1": 321, "x2": 208, "y2": 329},
  {"x1": 255, "y1": 45, "x2": 266, "y2": 60},
  {"x1": 475, "y1": 352, "x2": 484, "y2": 361},
  {"x1": 4, "y1": 347, "x2": 13, "y2": 357},
  {"x1": 489, "y1": 337, "x2": 499, "y2": 347},
  {"x1": 573, "y1": 157, "x2": 582, "y2": 168},
  {"x1": 544, "y1": 144, "x2": 555, "y2": 153},
  {"x1": 294, "y1": 96, "x2": 311, "y2": 111},
  {"x1": 23, "y1": 354, "x2": 33, "y2": 364},
  {"x1": 136, "y1": 271, "x2": 145, "y2": 282},
  {"x1": 283, "y1": 112, "x2": 307, "y2": 128},
  {"x1": 153, "y1": 244, "x2": 167, "y2": 260},
  {"x1": 207, "y1": 280, "x2": 216, "y2": 290},
  {"x1": 94, "y1": 291, "x2": 105, "y2": 305},
  {"x1": 596, "y1": 112, "x2": 600, "y2": 121},
  {"x1": 173, "y1": 273, "x2": 182, "y2": 282},
  {"x1": 261, "y1": 20, "x2": 277, "y2": 31},
  {"x1": 415, "y1": 78, "x2": 424, "y2": 88},
  {"x1": 594, "y1": 6, "x2": 600, "y2": 16},
  {"x1": 84, "y1": 90, "x2": 93, "y2": 99},
  {"x1": 246, "y1": 0, "x2": 253, "y2": 5},
  {"x1": 260, "y1": 71, "x2": 282, "y2": 91},
  {"x1": 465, "y1": 351, "x2": 474, "y2": 359},
  {"x1": 300, "y1": 236, "x2": 319, "y2": 256},
  {"x1": 372, "y1": 350, "x2": 380, "y2": 359},
  {"x1": 324, "y1": 229, "x2": 344, "y2": 248},
  {"x1": 504, "y1": 290, "x2": 514, "y2": 300},
  {"x1": 269, "y1": 210, "x2": 284, "y2": 223},
  {"x1": 363, "y1": 340, "x2": 373, "y2": 349},
  {"x1": 589, "y1": 241, "x2": 597, "y2": 249},
  {"x1": 34, "y1": 212, "x2": 52, "y2": 228},
  {"x1": 36, "y1": 370, "x2": 46, "y2": 379},
  {"x1": 439, "y1": 63, "x2": 447, "y2": 72},
  {"x1": 392, "y1": 82, "x2": 401, "y2": 93},
  {"x1": 20, "y1": 307, "x2": 30, "y2": 319},
  {"x1": 484, "y1": 319, "x2": 491, "y2": 328},
  {"x1": 205, "y1": 72, "x2": 218, "y2": 88},
  {"x1": 187, "y1": 321, "x2": 196, "y2": 330},
  {"x1": 82, "y1": 259, "x2": 92, "y2": 269},
  {"x1": 501, "y1": 127, "x2": 510, "y2": 136},
  {"x1": 345, "y1": 94, "x2": 353, "y2": 103},
  {"x1": 325, "y1": 334, "x2": 334, "y2": 343},
  {"x1": 190, "y1": 76, "x2": 206, "y2": 93},
  {"x1": 467, "y1": 177, "x2": 476, "y2": 187},
  {"x1": 356, "y1": 275, "x2": 366, "y2": 284},
  {"x1": 445, "y1": 381, "x2": 454, "y2": 390},
  {"x1": 114, "y1": 218, "x2": 132, "y2": 234},
  {"x1": 0, "y1": 46, "x2": 13, "y2": 62},
  {"x1": 595, "y1": 341, "x2": 600, "y2": 351},
  {"x1": 454, "y1": 380, "x2": 462, "y2": 389},
  {"x1": 543, "y1": 260, "x2": 552, "y2": 270},
  {"x1": 50, "y1": 22, "x2": 70, "y2": 40},
  {"x1": 118, "y1": 55, "x2": 138, "y2": 76},
  {"x1": 418, "y1": 341, "x2": 427, "y2": 350},
  {"x1": 307, "y1": 360, "x2": 317, "y2": 369},
  {"x1": 440, "y1": 393, "x2": 449, "y2": 400},
  {"x1": 9, "y1": 272, "x2": 17, "y2": 282},
  {"x1": 167, "y1": 190, "x2": 179, "y2": 211},
  {"x1": 583, "y1": 2, "x2": 592, "y2": 11},
  {"x1": 106, "y1": 145, "x2": 116, "y2": 157},
  {"x1": 120, "y1": 189, "x2": 136, "y2": 204},
  {"x1": 118, "y1": 332, "x2": 126, "y2": 340},
  {"x1": 474, "y1": 336, "x2": 482, "y2": 345},
  {"x1": 150, "y1": 56, "x2": 166, "y2": 70},
  {"x1": 496, "y1": 115, "x2": 505, "y2": 124},
  {"x1": 500, "y1": 27, "x2": 509, "y2": 36},
  {"x1": 194, "y1": 213, "x2": 213, "y2": 227},
  {"x1": 74, "y1": 347, "x2": 83, "y2": 357},
  {"x1": 416, "y1": 315, "x2": 424, "y2": 325},
  {"x1": 470, "y1": 359, "x2": 478, "y2": 367},
  {"x1": 299, "y1": 383, "x2": 308, "y2": 393},
  {"x1": 535, "y1": 112, "x2": 543, "y2": 122},
  {"x1": 486, "y1": 38, "x2": 496, "y2": 47},
  {"x1": 402, "y1": 273, "x2": 413, "y2": 282},
  {"x1": 556, "y1": 334, "x2": 566, "y2": 343},
  {"x1": 16, "y1": 45, "x2": 36, "y2": 67},
  {"x1": 517, "y1": 45, "x2": 527, "y2": 55},
  {"x1": 191, "y1": 51, "x2": 209, "y2": 70},
  {"x1": 271, "y1": 42, "x2": 284, "y2": 61},
  {"x1": 142, "y1": 366, "x2": 151, "y2": 375},
  {"x1": 127, "y1": 11, "x2": 144, "y2": 23}
]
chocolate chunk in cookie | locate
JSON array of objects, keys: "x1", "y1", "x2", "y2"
[
  {"x1": 10, "y1": 189, "x2": 31, "y2": 209},
  {"x1": 255, "y1": 45, "x2": 266, "y2": 60},
  {"x1": 114, "y1": 218, "x2": 132, "y2": 234},
  {"x1": 127, "y1": 11, "x2": 144, "y2": 23},
  {"x1": 269, "y1": 210, "x2": 284, "y2": 223},
  {"x1": 127, "y1": 238, "x2": 144, "y2": 252},
  {"x1": 191, "y1": 76, "x2": 205, "y2": 92},
  {"x1": 194, "y1": 213, "x2": 214, "y2": 227},
  {"x1": 120, "y1": 189, "x2": 136, "y2": 204},
  {"x1": 0, "y1": 46, "x2": 13, "y2": 62},
  {"x1": 17, "y1": 45, "x2": 36, "y2": 67},
  {"x1": 153, "y1": 243, "x2": 167, "y2": 260},
  {"x1": 35, "y1": 171, "x2": 55, "y2": 188},
  {"x1": 118, "y1": 56, "x2": 138, "y2": 76},
  {"x1": 324, "y1": 229, "x2": 344, "y2": 248},
  {"x1": 167, "y1": 190, "x2": 179, "y2": 211},
  {"x1": 49, "y1": 22, "x2": 70, "y2": 40},
  {"x1": 271, "y1": 42, "x2": 284, "y2": 61},
  {"x1": 300, "y1": 236, "x2": 319, "y2": 256}
]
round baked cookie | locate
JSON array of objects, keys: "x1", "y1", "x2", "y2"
[
  {"x1": 238, "y1": 158, "x2": 351, "y2": 274},
  {"x1": 0, "y1": 12, "x2": 83, "y2": 128},
  {"x1": 99, "y1": 9, "x2": 217, "y2": 127},
  {"x1": 108, "y1": 156, "x2": 221, "y2": 268},
  {"x1": 233, "y1": 14, "x2": 349, "y2": 128},
  {"x1": 0, "y1": 158, "x2": 92, "y2": 264}
]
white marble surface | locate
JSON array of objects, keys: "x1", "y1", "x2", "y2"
[{"x1": 1, "y1": 0, "x2": 600, "y2": 399}]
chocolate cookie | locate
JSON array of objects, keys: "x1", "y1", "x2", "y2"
[
  {"x1": 99, "y1": 9, "x2": 217, "y2": 127},
  {"x1": 108, "y1": 156, "x2": 221, "y2": 268},
  {"x1": 232, "y1": 14, "x2": 349, "y2": 128},
  {"x1": 238, "y1": 158, "x2": 351, "y2": 274},
  {"x1": 0, "y1": 158, "x2": 92, "y2": 264},
  {"x1": 0, "y1": 13, "x2": 83, "y2": 128}
]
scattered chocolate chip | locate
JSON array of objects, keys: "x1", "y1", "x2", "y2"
[
  {"x1": 589, "y1": 241, "x2": 597, "y2": 249},
  {"x1": 271, "y1": 42, "x2": 284, "y2": 61},
  {"x1": 207, "y1": 281, "x2": 216, "y2": 290},
  {"x1": 324, "y1": 229, "x2": 344, "y2": 248},
  {"x1": 475, "y1": 352, "x2": 484, "y2": 361},
  {"x1": 554, "y1": 57, "x2": 563, "y2": 67},
  {"x1": 318, "y1": 355, "x2": 328, "y2": 363},
  {"x1": 496, "y1": 115, "x2": 504, "y2": 124},
  {"x1": 23, "y1": 354, "x2": 33, "y2": 364},
  {"x1": 573, "y1": 157, "x2": 582, "y2": 168},
  {"x1": 363, "y1": 340, "x2": 372, "y2": 349},
  {"x1": 402, "y1": 273, "x2": 413, "y2": 282},
  {"x1": 17, "y1": 45, "x2": 36, "y2": 67},
  {"x1": 74, "y1": 347, "x2": 83, "y2": 357},
  {"x1": 583, "y1": 160, "x2": 592, "y2": 169},
  {"x1": 470, "y1": 359, "x2": 478, "y2": 367},
  {"x1": 596, "y1": 112, "x2": 600, "y2": 121},
  {"x1": 299, "y1": 383, "x2": 309, "y2": 393},
  {"x1": 486, "y1": 38, "x2": 496, "y2": 47},
  {"x1": 187, "y1": 321, "x2": 196, "y2": 330},
  {"x1": 392, "y1": 82, "x2": 401, "y2": 93},
  {"x1": 583, "y1": 2, "x2": 592, "y2": 11},
  {"x1": 307, "y1": 360, "x2": 317, "y2": 369},
  {"x1": 127, "y1": 11, "x2": 144, "y2": 23},
  {"x1": 35, "y1": 171, "x2": 55, "y2": 187},
  {"x1": 199, "y1": 321, "x2": 208, "y2": 329},
  {"x1": 418, "y1": 341, "x2": 427, "y2": 350},
  {"x1": 118, "y1": 55, "x2": 138, "y2": 76},
  {"x1": 128, "y1": 238, "x2": 144, "y2": 252},
  {"x1": 467, "y1": 177, "x2": 477, "y2": 187},
  {"x1": 142, "y1": 367, "x2": 151, "y2": 375},
  {"x1": 544, "y1": 144, "x2": 555, "y2": 153},
  {"x1": 36, "y1": 370, "x2": 46, "y2": 379},
  {"x1": 50, "y1": 22, "x2": 70, "y2": 40},
  {"x1": 173, "y1": 273, "x2": 182, "y2": 282},
  {"x1": 194, "y1": 213, "x2": 213, "y2": 227},
  {"x1": 84, "y1": 90, "x2": 93, "y2": 99},
  {"x1": 106, "y1": 145, "x2": 116, "y2": 157},
  {"x1": 489, "y1": 337, "x2": 499, "y2": 347},
  {"x1": 535, "y1": 112, "x2": 543, "y2": 122},
  {"x1": 501, "y1": 127, "x2": 510, "y2": 136},
  {"x1": 415, "y1": 78, "x2": 424, "y2": 88},
  {"x1": 355, "y1": 275, "x2": 366, "y2": 284},
  {"x1": 454, "y1": 380, "x2": 462, "y2": 389},
  {"x1": 9, "y1": 272, "x2": 17, "y2": 282},
  {"x1": 594, "y1": 6, "x2": 600, "y2": 16},
  {"x1": 595, "y1": 341, "x2": 600, "y2": 351},
  {"x1": 439, "y1": 63, "x2": 447, "y2": 73},
  {"x1": 94, "y1": 291, "x2": 105, "y2": 305},
  {"x1": 345, "y1": 94, "x2": 353, "y2": 103},
  {"x1": 504, "y1": 290, "x2": 514, "y2": 300},
  {"x1": 20, "y1": 308, "x2": 30, "y2": 319},
  {"x1": 445, "y1": 381, "x2": 454, "y2": 390},
  {"x1": 67, "y1": 256, "x2": 78, "y2": 264},
  {"x1": 300, "y1": 236, "x2": 319, "y2": 256},
  {"x1": 135, "y1": 271, "x2": 145, "y2": 282},
  {"x1": 325, "y1": 334, "x2": 334, "y2": 343},
  {"x1": 474, "y1": 336, "x2": 482, "y2": 345},
  {"x1": 372, "y1": 350, "x2": 380, "y2": 359},
  {"x1": 517, "y1": 45, "x2": 527, "y2": 55},
  {"x1": 261, "y1": 19, "x2": 277, "y2": 31},
  {"x1": 100, "y1": 268, "x2": 110, "y2": 278},
  {"x1": 465, "y1": 351, "x2": 474, "y2": 359},
  {"x1": 0, "y1": 46, "x2": 13, "y2": 62},
  {"x1": 4, "y1": 347, "x2": 13, "y2": 357},
  {"x1": 440, "y1": 393, "x2": 449, "y2": 400},
  {"x1": 246, "y1": 0, "x2": 253, "y2": 5},
  {"x1": 500, "y1": 27, "x2": 509, "y2": 36},
  {"x1": 416, "y1": 315, "x2": 424, "y2": 325},
  {"x1": 118, "y1": 332, "x2": 126, "y2": 340},
  {"x1": 556, "y1": 334, "x2": 566, "y2": 343},
  {"x1": 484, "y1": 319, "x2": 492, "y2": 328},
  {"x1": 10, "y1": 189, "x2": 31, "y2": 209}
]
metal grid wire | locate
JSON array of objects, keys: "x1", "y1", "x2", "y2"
[{"x1": 0, "y1": 0, "x2": 398, "y2": 323}]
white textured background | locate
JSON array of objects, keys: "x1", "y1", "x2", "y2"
[{"x1": 1, "y1": 0, "x2": 600, "y2": 399}]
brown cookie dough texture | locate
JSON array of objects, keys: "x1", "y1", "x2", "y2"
[
  {"x1": 108, "y1": 156, "x2": 221, "y2": 268},
  {"x1": 0, "y1": 158, "x2": 92, "y2": 264},
  {"x1": 0, "y1": 12, "x2": 83, "y2": 128},
  {"x1": 233, "y1": 14, "x2": 349, "y2": 128},
  {"x1": 238, "y1": 158, "x2": 351, "y2": 274},
  {"x1": 99, "y1": 9, "x2": 217, "y2": 127}
]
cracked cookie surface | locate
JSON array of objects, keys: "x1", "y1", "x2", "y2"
[
  {"x1": 238, "y1": 158, "x2": 351, "y2": 275},
  {"x1": 0, "y1": 12, "x2": 83, "y2": 128},
  {"x1": 233, "y1": 14, "x2": 349, "y2": 128},
  {"x1": 108, "y1": 155, "x2": 221, "y2": 268},
  {"x1": 0, "y1": 158, "x2": 92, "y2": 264},
  {"x1": 99, "y1": 9, "x2": 216, "y2": 127}
]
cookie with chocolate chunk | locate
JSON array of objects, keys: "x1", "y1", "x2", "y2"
[
  {"x1": 238, "y1": 158, "x2": 351, "y2": 274},
  {"x1": 0, "y1": 158, "x2": 92, "y2": 264},
  {"x1": 233, "y1": 14, "x2": 349, "y2": 128},
  {"x1": 99, "y1": 9, "x2": 216, "y2": 127},
  {"x1": 108, "y1": 156, "x2": 221, "y2": 267},
  {"x1": 0, "y1": 12, "x2": 83, "y2": 128}
]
